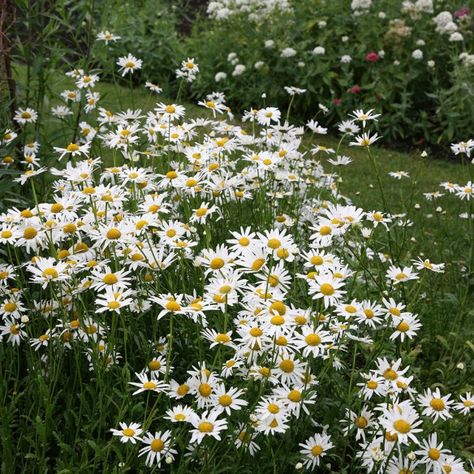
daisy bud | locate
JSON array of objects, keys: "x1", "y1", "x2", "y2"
[
  {"x1": 457, "y1": 362, "x2": 465, "y2": 370},
  {"x1": 250, "y1": 414, "x2": 258, "y2": 422},
  {"x1": 436, "y1": 206, "x2": 442, "y2": 213},
  {"x1": 414, "y1": 203, "x2": 420, "y2": 209},
  {"x1": 295, "y1": 463, "x2": 303, "y2": 470},
  {"x1": 407, "y1": 452, "x2": 416, "y2": 461},
  {"x1": 165, "y1": 456, "x2": 173, "y2": 464},
  {"x1": 21, "y1": 315, "x2": 29, "y2": 324}
]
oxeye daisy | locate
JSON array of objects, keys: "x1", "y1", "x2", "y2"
[
  {"x1": 341, "y1": 407, "x2": 374, "y2": 442},
  {"x1": 164, "y1": 404, "x2": 195, "y2": 423},
  {"x1": 415, "y1": 433, "x2": 449, "y2": 470},
  {"x1": 233, "y1": 424, "x2": 261, "y2": 455},
  {"x1": 95, "y1": 288, "x2": 135, "y2": 314},
  {"x1": 357, "y1": 372, "x2": 387, "y2": 400},
  {"x1": 379, "y1": 400, "x2": 422, "y2": 444},
  {"x1": 27, "y1": 257, "x2": 69, "y2": 288},
  {"x1": 390, "y1": 313, "x2": 422, "y2": 341},
  {"x1": 14, "y1": 107, "x2": 38, "y2": 124},
  {"x1": 454, "y1": 392, "x2": 474, "y2": 415},
  {"x1": 96, "y1": 30, "x2": 121, "y2": 44},
  {"x1": 256, "y1": 107, "x2": 281, "y2": 126},
  {"x1": 212, "y1": 384, "x2": 248, "y2": 415},
  {"x1": 308, "y1": 274, "x2": 346, "y2": 308},
  {"x1": 129, "y1": 372, "x2": 169, "y2": 396},
  {"x1": 419, "y1": 388, "x2": 453, "y2": 422},
  {"x1": 110, "y1": 422, "x2": 143, "y2": 444},
  {"x1": 0, "y1": 319, "x2": 26, "y2": 346},
  {"x1": 117, "y1": 54, "x2": 143, "y2": 76},
  {"x1": 349, "y1": 132, "x2": 380, "y2": 147},
  {"x1": 349, "y1": 108, "x2": 381, "y2": 127},
  {"x1": 189, "y1": 410, "x2": 228, "y2": 444},
  {"x1": 155, "y1": 102, "x2": 186, "y2": 121},
  {"x1": 294, "y1": 326, "x2": 333, "y2": 358},
  {"x1": 139, "y1": 431, "x2": 177, "y2": 468},
  {"x1": 299, "y1": 432, "x2": 334, "y2": 469},
  {"x1": 386, "y1": 265, "x2": 419, "y2": 285}
]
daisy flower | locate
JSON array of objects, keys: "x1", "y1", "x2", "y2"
[
  {"x1": 110, "y1": 422, "x2": 143, "y2": 444},
  {"x1": 189, "y1": 410, "x2": 228, "y2": 444},
  {"x1": 213, "y1": 384, "x2": 248, "y2": 415},
  {"x1": 117, "y1": 54, "x2": 143, "y2": 76},
  {"x1": 349, "y1": 132, "x2": 381, "y2": 147},
  {"x1": 419, "y1": 388, "x2": 453, "y2": 422},
  {"x1": 308, "y1": 274, "x2": 346, "y2": 308},
  {"x1": 14, "y1": 107, "x2": 38, "y2": 124},
  {"x1": 139, "y1": 431, "x2": 177, "y2": 468},
  {"x1": 96, "y1": 30, "x2": 121, "y2": 44},
  {"x1": 299, "y1": 432, "x2": 334, "y2": 469},
  {"x1": 129, "y1": 372, "x2": 169, "y2": 396},
  {"x1": 454, "y1": 392, "x2": 474, "y2": 415},
  {"x1": 379, "y1": 400, "x2": 422, "y2": 445},
  {"x1": 349, "y1": 108, "x2": 381, "y2": 128},
  {"x1": 164, "y1": 404, "x2": 195, "y2": 423},
  {"x1": 28, "y1": 257, "x2": 69, "y2": 288},
  {"x1": 386, "y1": 265, "x2": 419, "y2": 285}
]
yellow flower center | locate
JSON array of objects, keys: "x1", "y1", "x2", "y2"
[
  {"x1": 267, "y1": 238, "x2": 281, "y2": 249},
  {"x1": 279, "y1": 359, "x2": 294, "y2": 373},
  {"x1": 383, "y1": 368, "x2": 398, "y2": 380},
  {"x1": 148, "y1": 360, "x2": 161, "y2": 371},
  {"x1": 250, "y1": 327, "x2": 262, "y2": 337},
  {"x1": 219, "y1": 394, "x2": 233, "y2": 406},
  {"x1": 198, "y1": 422, "x2": 214, "y2": 433},
  {"x1": 320, "y1": 283, "x2": 334, "y2": 295},
  {"x1": 198, "y1": 383, "x2": 212, "y2": 397},
  {"x1": 355, "y1": 416, "x2": 368, "y2": 429},
  {"x1": 267, "y1": 403, "x2": 280, "y2": 414},
  {"x1": 66, "y1": 143, "x2": 79, "y2": 152},
  {"x1": 215, "y1": 333, "x2": 230, "y2": 343},
  {"x1": 311, "y1": 445, "x2": 323, "y2": 457},
  {"x1": 42, "y1": 268, "x2": 59, "y2": 279},
  {"x1": 210, "y1": 257, "x2": 225, "y2": 270},
  {"x1": 393, "y1": 419, "x2": 411, "y2": 434},
  {"x1": 103, "y1": 273, "x2": 118, "y2": 285},
  {"x1": 165, "y1": 301, "x2": 181, "y2": 312},
  {"x1": 430, "y1": 398, "x2": 445, "y2": 411},
  {"x1": 319, "y1": 226, "x2": 331, "y2": 236},
  {"x1": 428, "y1": 448, "x2": 441, "y2": 460},
  {"x1": 23, "y1": 227, "x2": 37, "y2": 239},
  {"x1": 150, "y1": 439, "x2": 165, "y2": 452},
  {"x1": 106, "y1": 228, "x2": 121, "y2": 240},
  {"x1": 305, "y1": 333, "x2": 321, "y2": 346},
  {"x1": 122, "y1": 428, "x2": 135, "y2": 437}
]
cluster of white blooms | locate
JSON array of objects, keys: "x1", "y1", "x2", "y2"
[
  {"x1": 351, "y1": 0, "x2": 372, "y2": 13},
  {"x1": 459, "y1": 52, "x2": 474, "y2": 67},
  {"x1": 207, "y1": 0, "x2": 292, "y2": 21},
  {"x1": 433, "y1": 11, "x2": 458, "y2": 34},
  {"x1": 401, "y1": 0, "x2": 433, "y2": 16}
]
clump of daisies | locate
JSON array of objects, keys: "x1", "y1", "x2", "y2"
[{"x1": 1, "y1": 58, "x2": 472, "y2": 473}]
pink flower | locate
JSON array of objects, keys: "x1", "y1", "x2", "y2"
[
  {"x1": 348, "y1": 85, "x2": 361, "y2": 94},
  {"x1": 454, "y1": 6, "x2": 470, "y2": 18},
  {"x1": 332, "y1": 98, "x2": 342, "y2": 106},
  {"x1": 365, "y1": 51, "x2": 380, "y2": 63}
]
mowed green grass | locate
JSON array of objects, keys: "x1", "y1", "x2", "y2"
[{"x1": 13, "y1": 65, "x2": 474, "y2": 382}]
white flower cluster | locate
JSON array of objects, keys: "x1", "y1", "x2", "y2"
[
  {"x1": 207, "y1": 0, "x2": 292, "y2": 21},
  {"x1": 433, "y1": 11, "x2": 458, "y2": 34}
]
